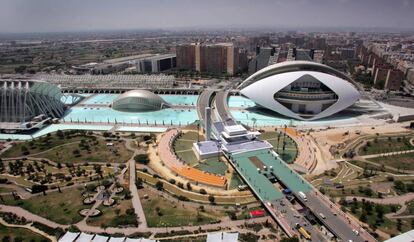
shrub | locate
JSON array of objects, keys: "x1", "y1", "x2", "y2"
[
  {"x1": 155, "y1": 181, "x2": 163, "y2": 191},
  {"x1": 199, "y1": 188, "x2": 207, "y2": 194}
]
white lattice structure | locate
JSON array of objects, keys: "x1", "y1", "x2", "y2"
[
  {"x1": 37, "y1": 74, "x2": 175, "y2": 89},
  {"x1": 0, "y1": 79, "x2": 64, "y2": 122}
]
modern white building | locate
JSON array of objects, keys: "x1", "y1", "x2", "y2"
[
  {"x1": 0, "y1": 79, "x2": 64, "y2": 123},
  {"x1": 239, "y1": 61, "x2": 361, "y2": 120},
  {"x1": 112, "y1": 90, "x2": 169, "y2": 112}
]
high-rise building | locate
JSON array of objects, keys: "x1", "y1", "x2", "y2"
[
  {"x1": 176, "y1": 43, "x2": 247, "y2": 75},
  {"x1": 176, "y1": 44, "x2": 196, "y2": 70}
]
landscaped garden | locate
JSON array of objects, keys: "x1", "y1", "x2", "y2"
[
  {"x1": 0, "y1": 224, "x2": 50, "y2": 242},
  {"x1": 358, "y1": 136, "x2": 413, "y2": 156},
  {"x1": 367, "y1": 153, "x2": 414, "y2": 171},
  {"x1": 86, "y1": 199, "x2": 136, "y2": 228},
  {"x1": 0, "y1": 186, "x2": 90, "y2": 224},
  {"x1": 139, "y1": 188, "x2": 224, "y2": 227},
  {"x1": 1, "y1": 130, "x2": 133, "y2": 164},
  {"x1": 339, "y1": 198, "x2": 413, "y2": 239},
  {"x1": 0, "y1": 158, "x2": 118, "y2": 189}
]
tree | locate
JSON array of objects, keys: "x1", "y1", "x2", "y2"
[
  {"x1": 208, "y1": 195, "x2": 215, "y2": 204},
  {"x1": 155, "y1": 181, "x2": 163, "y2": 191},
  {"x1": 186, "y1": 182, "x2": 192, "y2": 191},
  {"x1": 397, "y1": 218, "x2": 403, "y2": 232},
  {"x1": 134, "y1": 154, "x2": 149, "y2": 165},
  {"x1": 280, "y1": 238, "x2": 299, "y2": 242},
  {"x1": 359, "y1": 211, "x2": 367, "y2": 223},
  {"x1": 135, "y1": 177, "x2": 143, "y2": 189},
  {"x1": 56, "y1": 130, "x2": 64, "y2": 139},
  {"x1": 31, "y1": 184, "x2": 48, "y2": 194},
  {"x1": 21, "y1": 145, "x2": 29, "y2": 155}
]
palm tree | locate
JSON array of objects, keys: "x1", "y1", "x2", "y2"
[{"x1": 251, "y1": 118, "x2": 257, "y2": 131}]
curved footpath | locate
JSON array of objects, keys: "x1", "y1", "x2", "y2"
[{"x1": 0, "y1": 204, "x2": 271, "y2": 237}]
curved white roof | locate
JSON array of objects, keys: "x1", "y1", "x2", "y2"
[
  {"x1": 112, "y1": 90, "x2": 169, "y2": 112},
  {"x1": 240, "y1": 70, "x2": 361, "y2": 120},
  {"x1": 239, "y1": 61, "x2": 359, "y2": 90}
]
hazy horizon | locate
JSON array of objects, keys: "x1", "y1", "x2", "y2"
[{"x1": 0, "y1": 0, "x2": 413, "y2": 34}]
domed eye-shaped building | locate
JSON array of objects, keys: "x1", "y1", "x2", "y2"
[
  {"x1": 0, "y1": 80, "x2": 64, "y2": 122},
  {"x1": 239, "y1": 61, "x2": 361, "y2": 120},
  {"x1": 112, "y1": 90, "x2": 169, "y2": 112}
]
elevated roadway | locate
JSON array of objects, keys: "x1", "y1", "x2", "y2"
[{"x1": 196, "y1": 89, "x2": 216, "y2": 121}]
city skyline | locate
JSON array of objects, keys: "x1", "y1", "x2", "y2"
[{"x1": 0, "y1": 0, "x2": 413, "y2": 33}]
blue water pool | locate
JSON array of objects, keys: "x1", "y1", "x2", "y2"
[
  {"x1": 228, "y1": 96, "x2": 256, "y2": 108},
  {"x1": 161, "y1": 95, "x2": 198, "y2": 106},
  {"x1": 82, "y1": 94, "x2": 198, "y2": 106},
  {"x1": 62, "y1": 107, "x2": 198, "y2": 125},
  {"x1": 83, "y1": 94, "x2": 118, "y2": 105},
  {"x1": 231, "y1": 109, "x2": 359, "y2": 127}
]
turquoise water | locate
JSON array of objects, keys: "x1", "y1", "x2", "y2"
[
  {"x1": 83, "y1": 94, "x2": 118, "y2": 105},
  {"x1": 83, "y1": 94, "x2": 198, "y2": 106},
  {"x1": 228, "y1": 96, "x2": 256, "y2": 108},
  {"x1": 161, "y1": 95, "x2": 198, "y2": 106},
  {"x1": 231, "y1": 109, "x2": 359, "y2": 127},
  {"x1": 231, "y1": 110, "x2": 298, "y2": 126},
  {"x1": 0, "y1": 124, "x2": 168, "y2": 141},
  {"x1": 62, "y1": 107, "x2": 198, "y2": 125},
  {"x1": 61, "y1": 95, "x2": 83, "y2": 105}
]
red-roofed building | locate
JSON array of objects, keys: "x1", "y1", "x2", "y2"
[{"x1": 249, "y1": 209, "x2": 265, "y2": 218}]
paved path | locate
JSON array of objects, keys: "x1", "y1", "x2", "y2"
[{"x1": 124, "y1": 139, "x2": 148, "y2": 228}]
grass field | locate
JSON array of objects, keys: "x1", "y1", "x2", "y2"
[
  {"x1": 259, "y1": 131, "x2": 298, "y2": 164},
  {"x1": 0, "y1": 187, "x2": 14, "y2": 193},
  {"x1": 139, "y1": 188, "x2": 223, "y2": 227},
  {"x1": 87, "y1": 199, "x2": 136, "y2": 227},
  {"x1": 33, "y1": 138, "x2": 132, "y2": 164},
  {"x1": 1, "y1": 134, "x2": 85, "y2": 158},
  {"x1": 367, "y1": 153, "x2": 414, "y2": 171},
  {"x1": 0, "y1": 187, "x2": 89, "y2": 224},
  {"x1": 173, "y1": 131, "x2": 203, "y2": 165},
  {"x1": 229, "y1": 172, "x2": 245, "y2": 190},
  {"x1": 194, "y1": 158, "x2": 228, "y2": 176},
  {"x1": 358, "y1": 137, "x2": 413, "y2": 156},
  {"x1": 0, "y1": 224, "x2": 49, "y2": 242}
]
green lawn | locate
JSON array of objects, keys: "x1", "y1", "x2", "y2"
[
  {"x1": 173, "y1": 131, "x2": 201, "y2": 165},
  {"x1": 359, "y1": 137, "x2": 413, "y2": 156},
  {"x1": 0, "y1": 224, "x2": 50, "y2": 242},
  {"x1": 348, "y1": 160, "x2": 400, "y2": 174},
  {"x1": 140, "y1": 189, "x2": 223, "y2": 227},
  {"x1": 229, "y1": 172, "x2": 245, "y2": 190},
  {"x1": 367, "y1": 153, "x2": 414, "y2": 171},
  {"x1": 0, "y1": 187, "x2": 14, "y2": 193},
  {"x1": 0, "y1": 187, "x2": 89, "y2": 224},
  {"x1": 194, "y1": 158, "x2": 228, "y2": 176},
  {"x1": 175, "y1": 150, "x2": 198, "y2": 165},
  {"x1": 2, "y1": 133, "x2": 85, "y2": 158},
  {"x1": 87, "y1": 199, "x2": 136, "y2": 227},
  {"x1": 33, "y1": 139, "x2": 132, "y2": 164}
]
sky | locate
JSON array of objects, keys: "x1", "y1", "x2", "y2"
[{"x1": 0, "y1": 0, "x2": 413, "y2": 33}]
